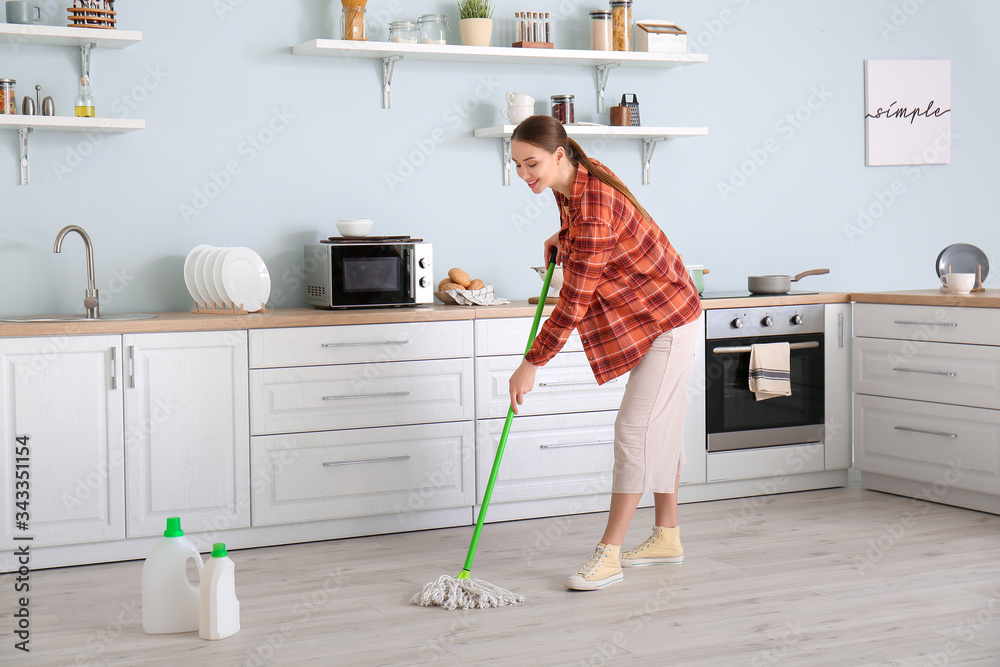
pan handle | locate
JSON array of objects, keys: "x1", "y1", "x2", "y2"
[{"x1": 792, "y1": 268, "x2": 830, "y2": 282}]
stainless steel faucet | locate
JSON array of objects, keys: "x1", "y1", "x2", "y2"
[{"x1": 53, "y1": 225, "x2": 100, "y2": 319}]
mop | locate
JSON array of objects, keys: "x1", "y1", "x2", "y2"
[{"x1": 411, "y1": 250, "x2": 558, "y2": 610}]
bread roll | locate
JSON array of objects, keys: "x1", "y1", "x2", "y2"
[
  {"x1": 439, "y1": 282, "x2": 464, "y2": 291},
  {"x1": 448, "y1": 268, "x2": 472, "y2": 288},
  {"x1": 438, "y1": 277, "x2": 454, "y2": 291},
  {"x1": 467, "y1": 279, "x2": 485, "y2": 290}
]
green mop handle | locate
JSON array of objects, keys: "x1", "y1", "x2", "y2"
[{"x1": 457, "y1": 247, "x2": 558, "y2": 579}]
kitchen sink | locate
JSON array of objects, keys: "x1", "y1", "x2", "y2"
[{"x1": 0, "y1": 313, "x2": 159, "y2": 323}]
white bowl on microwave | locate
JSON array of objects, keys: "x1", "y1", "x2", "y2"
[{"x1": 336, "y1": 218, "x2": 373, "y2": 237}]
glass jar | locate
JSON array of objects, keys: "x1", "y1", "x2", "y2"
[
  {"x1": 610, "y1": 0, "x2": 633, "y2": 51},
  {"x1": 388, "y1": 20, "x2": 418, "y2": 44},
  {"x1": 590, "y1": 10, "x2": 612, "y2": 51},
  {"x1": 0, "y1": 79, "x2": 15, "y2": 115},
  {"x1": 341, "y1": 6, "x2": 367, "y2": 41},
  {"x1": 551, "y1": 94, "x2": 575, "y2": 125},
  {"x1": 418, "y1": 14, "x2": 449, "y2": 45}
]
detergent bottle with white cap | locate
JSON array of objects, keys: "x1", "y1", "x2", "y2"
[
  {"x1": 142, "y1": 517, "x2": 203, "y2": 634},
  {"x1": 199, "y1": 542, "x2": 240, "y2": 640}
]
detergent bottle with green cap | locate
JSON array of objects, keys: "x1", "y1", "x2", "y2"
[
  {"x1": 142, "y1": 517, "x2": 203, "y2": 634},
  {"x1": 199, "y1": 542, "x2": 240, "y2": 640}
]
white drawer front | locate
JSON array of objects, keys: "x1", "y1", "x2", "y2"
[
  {"x1": 475, "y1": 352, "x2": 626, "y2": 418},
  {"x1": 250, "y1": 358, "x2": 473, "y2": 435},
  {"x1": 853, "y1": 303, "x2": 1000, "y2": 346},
  {"x1": 854, "y1": 394, "x2": 1000, "y2": 496},
  {"x1": 706, "y1": 443, "x2": 825, "y2": 483},
  {"x1": 248, "y1": 320, "x2": 473, "y2": 368},
  {"x1": 474, "y1": 317, "x2": 583, "y2": 356},
  {"x1": 854, "y1": 337, "x2": 1000, "y2": 410},
  {"x1": 251, "y1": 421, "x2": 474, "y2": 525},
  {"x1": 476, "y1": 411, "x2": 616, "y2": 503}
]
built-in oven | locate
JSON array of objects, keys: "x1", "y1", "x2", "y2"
[{"x1": 705, "y1": 304, "x2": 825, "y2": 452}]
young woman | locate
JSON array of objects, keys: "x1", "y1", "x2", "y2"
[{"x1": 507, "y1": 115, "x2": 702, "y2": 591}]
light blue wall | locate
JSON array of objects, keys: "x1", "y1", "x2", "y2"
[{"x1": 1, "y1": 1, "x2": 996, "y2": 317}]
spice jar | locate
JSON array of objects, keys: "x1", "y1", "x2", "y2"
[
  {"x1": 342, "y1": 6, "x2": 367, "y2": 41},
  {"x1": 590, "y1": 10, "x2": 612, "y2": 51},
  {"x1": 550, "y1": 94, "x2": 575, "y2": 125},
  {"x1": 388, "y1": 20, "x2": 418, "y2": 43},
  {"x1": 610, "y1": 0, "x2": 633, "y2": 51},
  {"x1": 0, "y1": 79, "x2": 15, "y2": 115},
  {"x1": 417, "y1": 14, "x2": 449, "y2": 45}
]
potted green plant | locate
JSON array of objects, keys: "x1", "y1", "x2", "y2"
[{"x1": 458, "y1": 0, "x2": 494, "y2": 47}]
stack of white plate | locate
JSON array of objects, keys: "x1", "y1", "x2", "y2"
[{"x1": 183, "y1": 245, "x2": 271, "y2": 312}]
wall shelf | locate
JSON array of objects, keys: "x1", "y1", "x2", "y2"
[
  {"x1": 291, "y1": 39, "x2": 707, "y2": 109},
  {"x1": 0, "y1": 24, "x2": 141, "y2": 48},
  {"x1": 474, "y1": 124, "x2": 709, "y2": 186}
]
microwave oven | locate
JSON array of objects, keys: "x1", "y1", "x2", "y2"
[{"x1": 304, "y1": 237, "x2": 433, "y2": 309}]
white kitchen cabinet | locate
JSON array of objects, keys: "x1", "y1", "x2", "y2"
[
  {"x1": 123, "y1": 331, "x2": 250, "y2": 537},
  {"x1": 853, "y1": 302, "x2": 1000, "y2": 515},
  {"x1": 824, "y1": 303, "x2": 853, "y2": 470},
  {"x1": 0, "y1": 336, "x2": 125, "y2": 548}
]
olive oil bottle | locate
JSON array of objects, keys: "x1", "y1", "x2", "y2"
[{"x1": 74, "y1": 76, "x2": 95, "y2": 118}]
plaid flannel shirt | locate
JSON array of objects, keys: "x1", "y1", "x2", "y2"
[{"x1": 524, "y1": 160, "x2": 702, "y2": 385}]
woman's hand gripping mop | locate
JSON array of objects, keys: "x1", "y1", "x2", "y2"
[{"x1": 411, "y1": 249, "x2": 558, "y2": 610}]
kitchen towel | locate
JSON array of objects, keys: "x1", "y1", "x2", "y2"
[
  {"x1": 439, "y1": 283, "x2": 511, "y2": 306},
  {"x1": 748, "y1": 342, "x2": 791, "y2": 401}
]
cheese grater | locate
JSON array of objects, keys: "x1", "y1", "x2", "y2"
[{"x1": 620, "y1": 93, "x2": 641, "y2": 126}]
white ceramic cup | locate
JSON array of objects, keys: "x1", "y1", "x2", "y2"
[
  {"x1": 501, "y1": 105, "x2": 533, "y2": 124},
  {"x1": 941, "y1": 272, "x2": 976, "y2": 294},
  {"x1": 506, "y1": 92, "x2": 535, "y2": 107}
]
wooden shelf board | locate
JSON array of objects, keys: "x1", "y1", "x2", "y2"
[
  {"x1": 0, "y1": 24, "x2": 141, "y2": 48},
  {"x1": 474, "y1": 125, "x2": 709, "y2": 140}
]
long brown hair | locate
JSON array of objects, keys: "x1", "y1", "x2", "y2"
[{"x1": 511, "y1": 115, "x2": 651, "y2": 220}]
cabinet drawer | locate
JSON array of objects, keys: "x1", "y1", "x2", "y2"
[
  {"x1": 853, "y1": 303, "x2": 1000, "y2": 346},
  {"x1": 854, "y1": 394, "x2": 1000, "y2": 496},
  {"x1": 476, "y1": 411, "x2": 616, "y2": 503},
  {"x1": 251, "y1": 421, "x2": 474, "y2": 525},
  {"x1": 474, "y1": 317, "x2": 583, "y2": 356},
  {"x1": 248, "y1": 320, "x2": 473, "y2": 368},
  {"x1": 475, "y1": 352, "x2": 626, "y2": 418},
  {"x1": 854, "y1": 337, "x2": 1000, "y2": 410},
  {"x1": 250, "y1": 358, "x2": 473, "y2": 435},
  {"x1": 706, "y1": 443, "x2": 825, "y2": 483}
]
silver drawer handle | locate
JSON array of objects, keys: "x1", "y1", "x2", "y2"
[
  {"x1": 110, "y1": 346, "x2": 118, "y2": 390},
  {"x1": 894, "y1": 426, "x2": 958, "y2": 439},
  {"x1": 712, "y1": 341, "x2": 819, "y2": 355},
  {"x1": 323, "y1": 455, "x2": 411, "y2": 467},
  {"x1": 540, "y1": 440, "x2": 615, "y2": 449},
  {"x1": 538, "y1": 380, "x2": 598, "y2": 387},
  {"x1": 892, "y1": 320, "x2": 957, "y2": 327},
  {"x1": 321, "y1": 340, "x2": 410, "y2": 348},
  {"x1": 892, "y1": 367, "x2": 957, "y2": 377},
  {"x1": 322, "y1": 391, "x2": 410, "y2": 400}
]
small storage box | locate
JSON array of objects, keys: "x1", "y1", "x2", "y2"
[{"x1": 635, "y1": 20, "x2": 687, "y2": 53}]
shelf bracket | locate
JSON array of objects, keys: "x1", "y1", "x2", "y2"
[
  {"x1": 641, "y1": 137, "x2": 661, "y2": 186},
  {"x1": 381, "y1": 55, "x2": 403, "y2": 109},
  {"x1": 596, "y1": 62, "x2": 622, "y2": 113},
  {"x1": 18, "y1": 127, "x2": 33, "y2": 186},
  {"x1": 80, "y1": 41, "x2": 96, "y2": 80},
  {"x1": 502, "y1": 136, "x2": 512, "y2": 186}
]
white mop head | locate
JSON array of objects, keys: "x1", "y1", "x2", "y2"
[{"x1": 410, "y1": 574, "x2": 525, "y2": 610}]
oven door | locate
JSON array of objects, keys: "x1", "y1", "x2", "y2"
[
  {"x1": 705, "y1": 332, "x2": 825, "y2": 451},
  {"x1": 329, "y1": 244, "x2": 413, "y2": 307}
]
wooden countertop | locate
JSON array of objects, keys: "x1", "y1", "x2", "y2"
[{"x1": 3, "y1": 290, "x2": 995, "y2": 337}]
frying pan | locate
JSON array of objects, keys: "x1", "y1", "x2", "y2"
[{"x1": 748, "y1": 269, "x2": 829, "y2": 294}]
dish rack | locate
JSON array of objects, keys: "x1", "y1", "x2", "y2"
[
  {"x1": 67, "y1": 0, "x2": 117, "y2": 29},
  {"x1": 191, "y1": 301, "x2": 269, "y2": 316}
]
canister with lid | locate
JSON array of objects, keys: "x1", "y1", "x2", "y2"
[
  {"x1": 0, "y1": 79, "x2": 15, "y2": 115},
  {"x1": 610, "y1": 0, "x2": 633, "y2": 51},
  {"x1": 550, "y1": 94, "x2": 575, "y2": 124},
  {"x1": 418, "y1": 14, "x2": 449, "y2": 44},
  {"x1": 389, "y1": 20, "x2": 418, "y2": 43},
  {"x1": 590, "y1": 10, "x2": 612, "y2": 51}
]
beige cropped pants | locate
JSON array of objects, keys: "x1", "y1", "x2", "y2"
[{"x1": 612, "y1": 319, "x2": 699, "y2": 494}]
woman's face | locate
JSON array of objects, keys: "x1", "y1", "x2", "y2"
[{"x1": 511, "y1": 140, "x2": 565, "y2": 194}]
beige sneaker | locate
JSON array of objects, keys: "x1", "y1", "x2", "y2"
[
  {"x1": 620, "y1": 526, "x2": 684, "y2": 567},
  {"x1": 565, "y1": 543, "x2": 624, "y2": 590}
]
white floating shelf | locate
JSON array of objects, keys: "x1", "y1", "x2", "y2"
[
  {"x1": 292, "y1": 39, "x2": 706, "y2": 109},
  {"x1": 0, "y1": 24, "x2": 141, "y2": 48},
  {"x1": 474, "y1": 125, "x2": 709, "y2": 186},
  {"x1": 0, "y1": 116, "x2": 144, "y2": 132}
]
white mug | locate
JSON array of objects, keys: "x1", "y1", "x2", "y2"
[
  {"x1": 506, "y1": 92, "x2": 534, "y2": 107},
  {"x1": 501, "y1": 105, "x2": 533, "y2": 125},
  {"x1": 940, "y1": 272, "x2": 976, "y2": 294}
]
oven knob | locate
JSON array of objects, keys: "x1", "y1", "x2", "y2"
[
  {"x1": 791, "y1": 314, "x2": 803, "y2": 325},
  {"x1": 418, "y1": 257, "x2": 430, "y2": 269},
  {"x1": 418, "y1": 277, "x2": 429, "y2": 288},
  {"x1": 761, "y1": 316, "x2": 774, "y2": 327},
  {"x1": 730, "y1": 318, "x2": 743, "y2": 329}
]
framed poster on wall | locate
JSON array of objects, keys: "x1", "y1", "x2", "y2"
[{"x1": 864, "y1": 59, "x2": 951, "y2": 167}]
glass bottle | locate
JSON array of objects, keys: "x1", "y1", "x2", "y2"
[
  {"x1": 610, "y1": 0, "x2": 633, "y2": 51},
  {"x1": 388, "y1": 20, "x2": 418, "y2": 44},
  {"x1": 550, "y1": 94, "x2": 575, "y2": 124},
  {"x1": 341, "y1": 6, "x2": 367, "y2": 41},
  {"x1": 74, "y1": 76, "x2": 95, "y2": 118},
  {"x1": 590, "y1": 10, "x2": 612, "y2": 51},
  {"x1": 417, "y1": 14, "x2": 449, "y2": 45}
]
